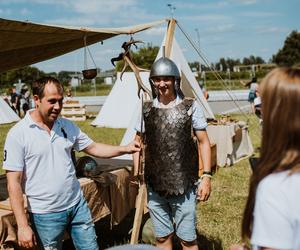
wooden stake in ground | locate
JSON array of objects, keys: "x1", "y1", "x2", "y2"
[
  {"x1": 130, "y1": 91, "x2": 146, "y2": 244},
  {"x1": 130, "y1": 182, "x2": 146, "y2": 244},
  {"x1": 130, "y1": 135, "x2": 146, "y2": 243}
]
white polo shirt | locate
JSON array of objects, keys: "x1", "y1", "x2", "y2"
[{"x1": 3, "y1": 110, "x2": 93, "y2": 213}]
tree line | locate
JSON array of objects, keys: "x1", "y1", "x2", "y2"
[{"x1": 1, "y1": 30, "x2": 299, "y2": 88}]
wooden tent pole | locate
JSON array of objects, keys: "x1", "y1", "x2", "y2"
[{"x1": 164, "y1": 18, "x2": 176, "y2": 58}]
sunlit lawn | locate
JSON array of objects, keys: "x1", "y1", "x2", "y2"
[{"x1": 0, "y1": 114, "x2": 261, "y2": 249}]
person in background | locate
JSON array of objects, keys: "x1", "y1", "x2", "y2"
[
  {"x1": 253, "y1": 87, "x2": 262, "y2": 126},
  {"x1": 3, "y1": 76, "x2": 140, "y2": 250},
  {"x1": 199, "y1": 80, "x2": 209, "y2": 100},
  {"x1": 10, "y1": 87, "x2": 20, "y2": 115},
  {"x1": 20, "y1": 86, "x2": 30, "y2": 116},
  {"x1": 65, "y1": 88, "x2": 73, "y2": 101},
  {"x1": 241, "y1": 77, "x2": 259, "y2": 113},
  {"x1": 132, "y1": 57, "x2": 211, "y2": 250},
  {"x1": 232, "y1": 67, "x2": 300, "y2": 250}
]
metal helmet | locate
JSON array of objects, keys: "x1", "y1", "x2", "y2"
[
  {"x1": 149, "y1": 57, "x2": 180, "y2": 80},
  {"x1": 149, "y1": 57, "x2": 184, "y2": 98}
]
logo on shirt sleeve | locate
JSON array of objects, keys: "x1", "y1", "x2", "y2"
[{"x1": 3, "y1": 150, "x2": 7, "y2": 162}]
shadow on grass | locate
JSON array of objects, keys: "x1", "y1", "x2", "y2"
[
  {"x1": 196, "y1": 232, "x2": 223, "y2": 250},
  {"x1": 62, "y1": 210, "x2": 223, "y2": 250},
  {"x1": 168, "y1": 231, "x2": 223, "y2": 250},
  {"x1": 63, "y1": 209, "x2": 147, "y2": 250}
]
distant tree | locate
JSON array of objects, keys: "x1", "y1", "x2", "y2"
[
  {"x1": 0, "y1": 66, "x2": 46, "y2": 87},
  {"x1": 242, "y1": 55, "x2": 265, "y2": 65},
  {"x1": 272, "y1": 30, "x2": 300, "y2": 66},
  {"x1": 215, "y1": 57, "x2": 241, "y2": 71},
  {"x1": 216, "y1": 58, "x2": 227, "y2": 71},
  {"x1": 115, "y1": 44, "x2": 159, "y2": 72},
  {"x1": 188, "y1": 61, "x2": 200, "y2": 72},
  {"x1": 57, "y1": 71, "x2": 72, "y2": 85},
  {"x1": 226, "y1": 58, "x2": 241, "y2": 71}
]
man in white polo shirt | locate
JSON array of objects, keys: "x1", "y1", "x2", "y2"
[{"x1": 3, "y1": 77, "x2": 140, "y2": 250}]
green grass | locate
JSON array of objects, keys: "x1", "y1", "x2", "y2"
[
  {"x1": 196, "y1": 155, "x2": 252, "y2": 249},
  {"x1": 206, "y1": 79, "x2": 247, "y2": 91},
  {"x1": 0, "y1": 123, "x2": 12, "y2": 170},
  {"x1": 74, "y1": 121, "x2": 126, "y2": 158},
  {"x1": 196, "y1": 113, "x2": 261, "y2": 249},
  {"x1": 0, "y1": 115, "x2": 261, "y2": 249},
  {"x1": 71, "y1": 84, "x2": 113, "y2": 96}
]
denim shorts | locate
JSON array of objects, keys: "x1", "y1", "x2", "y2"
[
  {"x1": 29, "y1": 195, "x2": 98, "y2": 250},
  {"x1": 147, "y1": 186, "x2": 197, "y2": 242}
]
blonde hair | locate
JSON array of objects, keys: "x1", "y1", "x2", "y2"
[{"x1": 242, "y1": 67, "x2": 300, "y2": 239}]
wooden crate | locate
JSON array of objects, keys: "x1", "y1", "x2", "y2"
[{"x1": 61, "y1": 101, "x2": 86, "y2": 121}]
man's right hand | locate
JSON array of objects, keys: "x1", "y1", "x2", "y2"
[{"x1": 18, "y1": 225, "x2": 37, "y2": 249}]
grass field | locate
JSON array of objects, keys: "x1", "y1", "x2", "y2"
[
  {"x1": 69, "y1": 79, "x2": 247, "y2": 97},
  {"x1": 0, "y1": 115, "x2": 261, "y2": 249}
]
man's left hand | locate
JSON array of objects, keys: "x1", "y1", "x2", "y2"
[
  {"x1": 125, "y1": 140, "x2": 141, "y2": 154},
  {"x1": 197, "y1": 177, "x2": 211, "y2": 201}
]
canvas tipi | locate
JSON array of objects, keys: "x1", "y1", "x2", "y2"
[
  {"x1": 0, "y1": 97, "x2": 20, "y2": 124},
  {"x1": 91, "y1": 72, "x2": 150, "y2": 128},
  {"x1": 92, "y1": 37, "x2": 214, "y2": 129}
]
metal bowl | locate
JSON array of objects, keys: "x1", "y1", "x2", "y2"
[{"x1": 82, "y1": 68, "x2": 97, "y2": 79}]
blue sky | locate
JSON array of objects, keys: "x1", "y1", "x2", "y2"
[{"x1": 0, "y1": 0, "x2": 299, "y2": 73}]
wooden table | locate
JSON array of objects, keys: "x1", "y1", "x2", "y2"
[
  {"x1": 206, "y1": 121, "x2": 254, "y2": 167},
  {"x1": 0, "y1": 164, "x2": 138, "y2": 249}
]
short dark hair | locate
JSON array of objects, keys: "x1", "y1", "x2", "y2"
[{"x1": 32, "y1": 77, "x2": 64, "y2": 99}]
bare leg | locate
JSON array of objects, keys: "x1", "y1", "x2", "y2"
[{"x1": 156, "y1": 233, "x2": 173, "y2": 250}]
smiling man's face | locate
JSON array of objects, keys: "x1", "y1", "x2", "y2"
[
  {"x1": 152, "y1": 76, "x2": 175, "y2": 97},
  {"x1": 35, "y1": 82, "x2": 64, "y2": 126}
]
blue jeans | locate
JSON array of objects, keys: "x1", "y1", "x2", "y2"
[
  {"x1": 29, "y1": 195, "x2": 99, "y2": 250},
  {"x1": 147, "y1": 186, "x2": 197, "y2": 242}
]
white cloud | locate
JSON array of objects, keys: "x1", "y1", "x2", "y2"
[
  {"x1": 0, "y1": 8, "x2": 12, "y2": 15},
  {"x1": 0, "y1": 0, "x2": 65, "y2": 5},
  {"x1": 71, "y1": 0, "x2": 137, "y2": 14},
  {"x1": 175, "y1": 1, "x2": 229, "y2": 10},
  {"x1": 228, "y1": 0, "x2": 258, "y2": 5},
  {"x1": 144, "y1": 26, "x2": 166, "y2": 36},
  {"x1": 183, "y1": 14, "x2": 230, "y2": 22},
  {"x1": 240, "y1": 11, "x2": 281, "y2": 17},
  {"x1": 45, "y1": 17, "x2": 97, "y2": 26},
  {"x1": 20, "y1": 7, "x2": 30, "y2": 15},
  {"x1": 43, "y1": 0, "x2": 163, "y2": 28},
  {"x1": 205, "y1": 24, "x2": 236, "y2": 33},
  {"x1": 256, "y1": 26, "x2": 287, "y2": 34}
]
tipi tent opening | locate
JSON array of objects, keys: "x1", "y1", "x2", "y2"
[{"x1": 0, "y1": 97, "x2": 20, "y2": 125}]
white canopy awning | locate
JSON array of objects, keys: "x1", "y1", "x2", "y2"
[{"x1": 0, "y1": 18, "x2": 167, "y2": 73}]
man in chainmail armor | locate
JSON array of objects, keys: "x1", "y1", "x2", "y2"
[{"x1": 132, "y1": 57, "x2": 212, "y2": 250}]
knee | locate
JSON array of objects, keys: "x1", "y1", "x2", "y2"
[
  {"x1": 156, "y1": 233, "x2": 173, "y2": 244},
  {"x1": 180, "y1": 239, "x2": 198, "y2": 247}
]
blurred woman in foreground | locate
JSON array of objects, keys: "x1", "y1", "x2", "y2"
[{"x1": 236, "y1": 67, "x2": 300, "y2": 250}]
